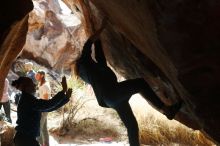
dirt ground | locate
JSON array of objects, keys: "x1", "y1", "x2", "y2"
[
  {"x1": 47, "y1": 97, "x2": 129, "y2": 145},
  {"x1": 8, "y1": 99, "x2": 128, "y2": 145}
]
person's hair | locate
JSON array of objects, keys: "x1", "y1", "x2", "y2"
[
  {"x1": 37, "y1": 70, "x2": 46, "y2": 86},
  {"x1": 11, "y1": 79, "x2": 21, "y2": 87},
  {"x1": 24, "y1": 62, "x2": 33, "y2": 69},
  {"x1": 11, "y1": 76, "x2": 36, "y2": 93}
]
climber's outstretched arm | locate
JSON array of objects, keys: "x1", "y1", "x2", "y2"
[
  {"x1": 81, "y1": 18, "x2": 107, "y2": 58},
  {"x1": 81, "y1": 18, "x2": 107, "y2": 59}
]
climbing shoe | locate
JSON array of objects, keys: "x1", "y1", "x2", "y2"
[{"x1": 164, "y1": 101, "x2": 182, "y2": 120}]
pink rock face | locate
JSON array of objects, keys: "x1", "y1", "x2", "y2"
[{"x1": 99, "y1": 137, "x2": 113, "y2": 143}]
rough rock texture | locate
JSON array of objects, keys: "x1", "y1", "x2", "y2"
[
  {"x1": 0, "y1": 0, "x2": 33, "y2": 99},
  {"x1": 0, "y1": 121, "x2": 15, "y2": 146},
  {"x1": 0, "y1": 0, "x2": 220, "y2": 144},
  {"x1": 22, "y1": 0, "x2": 86, "y2": 73},
  {"x1": 63, "y1": 0, "x2": 220, "y2": 143}
]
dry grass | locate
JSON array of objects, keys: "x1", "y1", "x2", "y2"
[
  {"x1": 129, "y1": 94, "x2": 215, "y2": 146},
  {"x1": 49, "y1": 99, "x2": 127, "y2": 143},
  {"x1": 48, "y1": 76, "x2": 216, "y2": 145},
  {"x1": 48, "y1": 82, "x2": 127, "y2": 143},
  {"x1": 49, "y1": 92, "x2": 215, "y2": 145}
]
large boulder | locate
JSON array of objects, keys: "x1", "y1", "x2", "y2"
[
  {"x1": 63, "y1": 0, "x2": 220, "y2": 143},
  {"x1": 0, "y1": 0, "x2": 220, "y2": 144},
  {"x1": 0, "y1": 121, "x2": 15, "y2": 146},
  {"x1": 0, "y1": 0, "x2": 33, "y2": 100}
]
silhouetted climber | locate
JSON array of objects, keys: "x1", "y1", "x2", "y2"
[
  {"x1": 74, "y1": 19, "x2": 182, "y2": 146},
  {"x1": 11, "y1": 76, "x2": 72, "y2": 146}
]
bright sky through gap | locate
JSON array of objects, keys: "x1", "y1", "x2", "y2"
[
  {"x1": 57, "y1": 0, "x2": 81, "y2": 27},
  {"x1": 58, "y1": 0, "x2": 71, "y2": 14}
]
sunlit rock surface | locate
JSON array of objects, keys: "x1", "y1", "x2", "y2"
[{"x1": 22, "y1": 0, "x2": 85, "y2": 73}]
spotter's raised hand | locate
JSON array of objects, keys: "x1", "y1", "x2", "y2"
[{"x1": 61, "y1": 76, "x2": 67, "y2": 92}]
